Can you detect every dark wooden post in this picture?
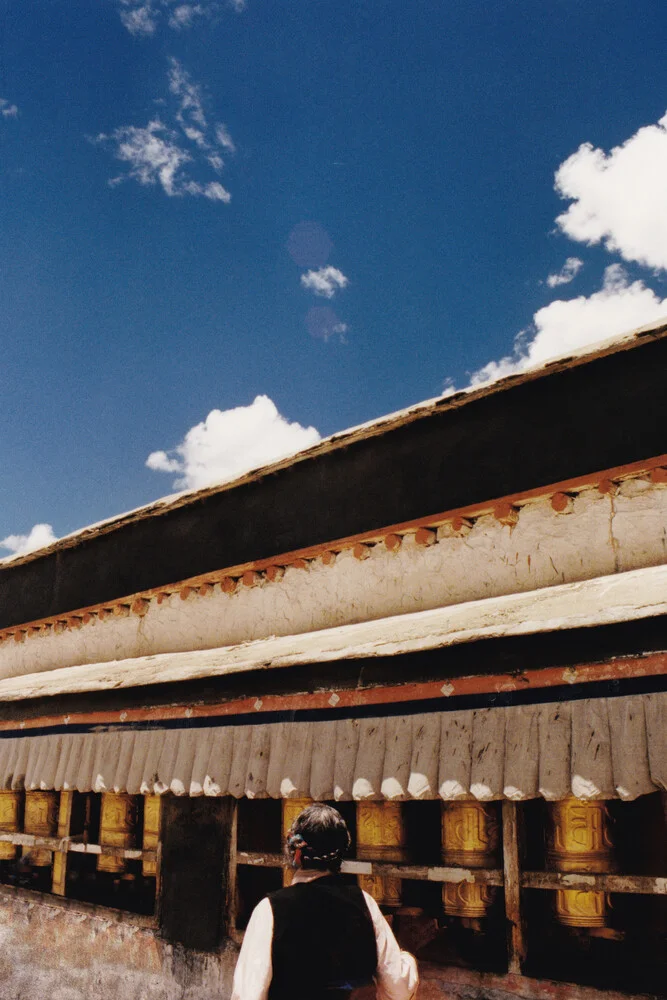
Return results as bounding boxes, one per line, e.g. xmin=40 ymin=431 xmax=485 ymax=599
xmin=502 ymin=800 xmax=526 ymax=975
xmin=226 ymin=798 xmax=239 ymax=941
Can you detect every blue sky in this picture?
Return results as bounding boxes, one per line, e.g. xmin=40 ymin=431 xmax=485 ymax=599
xmin=2 ymin=1 xmax=667 ymax=555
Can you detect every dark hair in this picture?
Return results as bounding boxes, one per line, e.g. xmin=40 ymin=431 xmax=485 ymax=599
xmin=286 ymin=802 xmax=351 ymax=873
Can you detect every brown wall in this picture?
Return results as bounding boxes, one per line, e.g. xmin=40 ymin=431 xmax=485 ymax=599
xmin=0 ymin=891 xmax=237 ymax=1000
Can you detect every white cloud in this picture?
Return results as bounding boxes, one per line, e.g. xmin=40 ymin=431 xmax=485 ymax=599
xmin=97 ymin=59 xmax=235 ymax=202
xmin=168 ymin=56 xmax=207 ymax=130
xmin=546 ymin=256 xmax=583 ymax=288
xmin=555 ymin=111 xmax=667 ymax=272
xmin=0 ymin=98 xmax=19 ymax=119
xmin=146 ymin=395 xmax=321 ymax=490
xmin=300 ymin=266 xmax=349 ymax=299
xmin=119 ymin=2 xmax=159 ymax=35
xmin=215 ymin=123 xmax=236 ymax=153
xmin=118 ymin=0 xmax=243 ymax=35
xmin=168 ymin=4 xmax=206 ymax=28
xmin=470 ymin=265 xmax=667 ymax=386
xmin=99 ymin=119 xmax=193 ymax=197
xmin=0 ymin=523 xmax=57 ymax=558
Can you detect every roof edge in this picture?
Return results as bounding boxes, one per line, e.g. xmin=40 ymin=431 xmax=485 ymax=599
xmin=3 ymin=316 xmax=667 ymax=572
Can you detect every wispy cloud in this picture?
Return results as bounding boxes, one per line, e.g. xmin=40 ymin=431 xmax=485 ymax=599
xmin=0 ymin=523 xmax=57 ymax=558
xmin=96 ymin=58 xmax=234 ymax=202
xmin=546 ymin=256 xmax=583 ymax=288
xmin=119 ymin=3 xmax=159 ymax=35
xmin=555 ymin=110 xmax=667 ymax=272
xmin=146 ymin=395 xmax=320 ymax=490
xmin=118 ymin=1 xmax=243 ymax=36
xmin=0 ymin=98 xmax=19 ymax=119
xmin=300 ymin=265 xmax=349 ymax=299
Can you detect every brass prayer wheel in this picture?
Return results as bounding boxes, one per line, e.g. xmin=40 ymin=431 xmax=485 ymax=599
xmin=23 ymin=790 xmax=58 ymax=867
xmin=356 ymin=801 xmax=407 ymax=908
xmin=282 ymin=797 xmax=312 ymax=886
xmin=547 ymin=797 xmax=614 ymax=929
xmin=142 ymin=795 xmax=162 ymax=877
xmin=0 ymin=790 xmax=21 ymax=861
xmin=441 ymin=800 xmax=499 ymax=919
xmin=98 ymin=793 xmax=138 ymax=874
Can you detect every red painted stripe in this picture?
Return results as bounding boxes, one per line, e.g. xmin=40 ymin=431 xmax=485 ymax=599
xmin=1 ymin=651 xmax=665 ymax=733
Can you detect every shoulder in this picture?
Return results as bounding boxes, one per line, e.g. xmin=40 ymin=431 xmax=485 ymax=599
xmin=248 ymin=896 xmax=273 ymax=923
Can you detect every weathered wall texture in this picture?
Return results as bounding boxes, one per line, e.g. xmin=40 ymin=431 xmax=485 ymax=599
xmin=2 ymin=895 xmax=651 ymax=1000
xmin=2 ymin=479 xmax=667 ymax=681
xmin=0 ymin=893 xmax=237 ymax=1000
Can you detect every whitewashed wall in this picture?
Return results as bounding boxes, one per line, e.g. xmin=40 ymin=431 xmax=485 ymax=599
xmin=2 ymin=478 xmax=666 ymax=681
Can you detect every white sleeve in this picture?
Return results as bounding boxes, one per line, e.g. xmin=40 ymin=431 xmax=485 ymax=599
xmin=362 ymin=891 xmax=419 ymax=1000
xmin=231 ymin=897 xmax=274 ymax=1000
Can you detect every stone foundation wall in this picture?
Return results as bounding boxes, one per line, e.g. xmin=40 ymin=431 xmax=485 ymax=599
xmin=0 ymin=892 xmax=237 ymax=1000
xmin=0 ymin=891 xmax=658 ymax=1000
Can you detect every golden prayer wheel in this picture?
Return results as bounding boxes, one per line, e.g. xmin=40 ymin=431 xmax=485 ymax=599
xmin=282 ymin=797 xmax=312 ymax=886
xmin=142 ymin=795 xmax=162 ymax=877
xmin=23 ymin=791 xmax=58 ymax=867
xmin=441 ymin=800 xmax=499 ymax=919
xmin=356 ymin=801 xmax=407 ymax=908
xmin=547 ymin=798 xmax=614 ymax=929
xmin=98 ymin=793 xmax=138 ymax=874
xmin=0 ymin=790 xmax=21 ymax=861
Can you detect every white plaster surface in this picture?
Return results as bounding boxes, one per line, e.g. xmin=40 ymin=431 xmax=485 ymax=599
xmin=2 ymin=481 xmax=666 ymax=681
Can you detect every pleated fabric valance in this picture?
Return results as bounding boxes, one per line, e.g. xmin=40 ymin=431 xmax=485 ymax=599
xmin=0 ymin=693 xmax=665 ymax=803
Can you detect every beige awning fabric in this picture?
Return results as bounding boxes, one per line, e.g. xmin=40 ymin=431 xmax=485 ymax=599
xmin=0 ymin=693 xmax=665 ymax=802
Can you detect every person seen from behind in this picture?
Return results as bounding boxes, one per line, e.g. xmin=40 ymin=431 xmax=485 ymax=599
xmin=231 ymin=802 xmax=419 ymax=1000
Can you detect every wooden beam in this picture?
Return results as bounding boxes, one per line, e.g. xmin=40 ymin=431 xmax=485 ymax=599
xmin=4 ymin=648 xmax=667 ymax=734
xmin=235 ymin=852 xmax=667 ymax=896
xmin=0 ymin=831 xmax=156 ymax=861
xmin=521 ymin=871 xmax=667 ymax=895
xmin=236 ymin=851 xmax=504 ymax=884
xmin=502 ymin=801 xmax=526 ymax=975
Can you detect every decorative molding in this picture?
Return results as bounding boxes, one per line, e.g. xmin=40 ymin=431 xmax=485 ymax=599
xmin=1 ymin=454 xmax=666 ymax=646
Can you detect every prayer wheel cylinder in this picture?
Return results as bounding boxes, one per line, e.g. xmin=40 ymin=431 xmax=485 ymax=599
xmin=441 ymin=800 xmax=499 ymax=919
xmin=142 ymin=795 xmax=162 ymax=877
xmin=98 ymin=793 xmax=138 ymax=874
xmin=547 ymin=798 xmax=614 ymax=928
xmin=282 ymin=797 xmax=312 ymax=886
xmin=23 ymin=791 xmax=58 ymax=867
xmin=356 ymin=801 xmax=407 ymax=909
xmin=0 ymin=790 xmax=21 ymax=861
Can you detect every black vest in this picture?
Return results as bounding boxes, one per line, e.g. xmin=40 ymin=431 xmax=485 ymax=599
xmin=268 ymin=875 xmax=378 ymax=1000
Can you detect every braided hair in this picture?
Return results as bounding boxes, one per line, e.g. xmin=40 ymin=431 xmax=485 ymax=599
xmin=285 ymin=802 xmax=351 ymax=873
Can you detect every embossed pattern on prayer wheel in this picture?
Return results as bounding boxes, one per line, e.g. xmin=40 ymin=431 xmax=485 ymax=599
xmin=23 ymin=791 xmax=58 ymax=867
xmin=142 ymin=795 xmax=161 ymax=877
xmin=547 ymin=798 xmax=614 ymax=928
xmin=356 ymin=801 xmax=407 ymax=909
xmin=282 ymin=797 xmax=312 ymax=886
xmin=442 ymin=880 xmax=495 ymax=920
xmin=441 ymin=801 xmax=499 ymax=919
xmin=98 ymin=793 xmax=138 ymax=874
xmin=0 ymin=790 xmax=21 ymax=861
